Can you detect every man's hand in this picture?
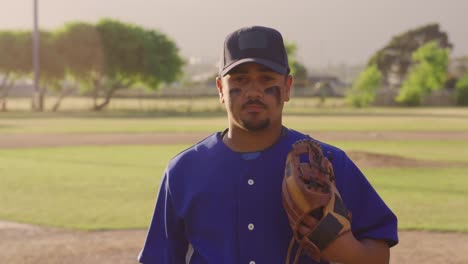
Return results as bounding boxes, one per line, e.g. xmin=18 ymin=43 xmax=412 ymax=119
xmin=322 ymin=232 xmax=390 ymax=264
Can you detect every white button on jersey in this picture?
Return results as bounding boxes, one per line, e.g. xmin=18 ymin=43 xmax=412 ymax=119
xmin=249 ymin=261 xmax=256 ymax=264
xmin=248 ymin=179 xmax=254 ymax=185
xmin=248 ymin=223 xmax=254 ymax=230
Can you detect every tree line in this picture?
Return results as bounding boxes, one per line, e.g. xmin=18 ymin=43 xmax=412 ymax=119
xmin=347 ymin=23 xmax=468 ymax=107
xmin=5 ymin=20 xmax=465 ymax=111
xmin=0 ymin=19 xmax=184 ymax=111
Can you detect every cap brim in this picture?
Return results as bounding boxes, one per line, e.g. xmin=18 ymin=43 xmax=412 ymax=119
xmin=220 ymin=58 xmax=288 ymax=76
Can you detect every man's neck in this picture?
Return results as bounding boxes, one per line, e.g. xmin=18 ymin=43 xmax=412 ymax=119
xmin=223 ymin=124 xmax=285 ymax=152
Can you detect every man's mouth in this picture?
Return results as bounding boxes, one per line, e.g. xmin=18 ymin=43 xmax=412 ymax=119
xmin=242 ymin=100 xmax=267 ymax=111
xmin=244 ymin=104 xmax=265 ymax=112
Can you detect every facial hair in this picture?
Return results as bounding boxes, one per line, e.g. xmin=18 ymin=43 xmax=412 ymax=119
xmin=241 ymin=116 xmax=270 ymax=131
xmin=238 ymin=99 xmax=269 ymax=131
xmin=229 ymin=85 xmax=282 ymax=132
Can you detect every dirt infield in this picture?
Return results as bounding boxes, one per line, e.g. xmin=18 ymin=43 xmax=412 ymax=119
xmin=1 ymin=221 xmax=467 ymax=264
xmin=1 ymin=131 xmax=467 ymax=263
xmin=0 ymin=221 xmax=143 ymax=264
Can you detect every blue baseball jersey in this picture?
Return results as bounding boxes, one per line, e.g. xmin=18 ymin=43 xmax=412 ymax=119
xmin=138 ymin=128 xmax=398 ymax=264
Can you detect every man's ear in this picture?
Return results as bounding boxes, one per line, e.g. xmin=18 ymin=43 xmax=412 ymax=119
xmin=284 ymin=75 xmax=293 ymax=102
xmin=216 ymin=77 xmax=225 ymax=103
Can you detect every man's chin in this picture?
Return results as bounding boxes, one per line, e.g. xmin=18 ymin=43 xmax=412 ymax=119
xmin=241 ymin=119 xmax=270 ymax=131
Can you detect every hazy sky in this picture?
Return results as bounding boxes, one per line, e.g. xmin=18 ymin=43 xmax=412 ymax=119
xmin=1 ymin=0 xmax=467 ymax=68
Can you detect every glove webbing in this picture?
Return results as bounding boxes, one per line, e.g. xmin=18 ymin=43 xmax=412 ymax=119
xmin=285 ymin=203 xmax=346 ymax=264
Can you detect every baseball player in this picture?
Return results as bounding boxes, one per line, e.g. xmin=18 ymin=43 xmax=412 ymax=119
xmin=138 ymin=26 xmax=398 ymax=264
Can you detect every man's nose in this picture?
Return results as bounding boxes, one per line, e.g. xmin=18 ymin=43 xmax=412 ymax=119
xmin=244 ymin=81 xmax=264 ymax=99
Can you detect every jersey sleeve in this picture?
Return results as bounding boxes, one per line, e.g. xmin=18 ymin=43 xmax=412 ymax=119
xmin=336 ymin=154 xmax=399 ymax=247
xmin=138 ymin=172 xmax=188 ymax=263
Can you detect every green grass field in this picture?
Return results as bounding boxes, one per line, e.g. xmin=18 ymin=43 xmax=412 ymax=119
xmin=0 ymin=145 xmax=186 ymax=230
xmin=0 ymin=143 xmax=467 ymax=231
xmin=1 ymin=107 xmax=468 ymax=134
xmin=365 ymin=167 xmax=468 ymax=232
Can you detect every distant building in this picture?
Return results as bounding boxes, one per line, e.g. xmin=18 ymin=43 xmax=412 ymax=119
xmin=293 ymin=75 xmax=349 ymax=97
xmin=448 ymin=57 xmax=468 ymax=78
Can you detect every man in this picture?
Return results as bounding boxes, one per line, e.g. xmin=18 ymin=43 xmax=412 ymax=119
xmin=138 ymin=26 xmax=398 ymax=264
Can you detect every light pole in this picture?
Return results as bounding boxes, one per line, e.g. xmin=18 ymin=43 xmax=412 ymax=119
xmin=32 ymin=0 xmax=40 ymax=111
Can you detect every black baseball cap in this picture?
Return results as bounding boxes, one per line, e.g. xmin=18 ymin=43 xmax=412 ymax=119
xmin=219 ymin=26 xmax=290 ymax=76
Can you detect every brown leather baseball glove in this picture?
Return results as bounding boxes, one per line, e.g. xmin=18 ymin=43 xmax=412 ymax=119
xmin=282 ymin=139 xmax=352 ymax=264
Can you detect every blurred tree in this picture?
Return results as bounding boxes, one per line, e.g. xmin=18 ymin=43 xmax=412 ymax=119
xmin=455 ymin=74 xmax=468 ymax=106
xmin=0 ymin=30 xmax=65 ymax=111
xmin=346 ymin=64 xmax=382 ymax=107
xmin=35 ymin=31 xmax=66 ymax=111
xmin=396 ymin=41 xmax=449 ymax=106
xmin=0 ymin=31 xmax=31 ymax=111
xmin=285 ymin=42 xmax=308 ymax=83
xmin=55 ymin=22 xmax=104 ymax=111
xmin=55 ymin=20 xmax=185 ymax=111
xmin=368 ymin=23 xmax=452 ymax=89
xmin=1 ymin=19 xmax=184 ymax=112
xmin=91 ymin=19 xmax=184 ymax=111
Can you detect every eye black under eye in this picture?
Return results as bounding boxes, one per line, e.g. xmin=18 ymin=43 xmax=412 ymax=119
xmin=265 ymin=86 xmax=280 ymax=95
xmin=229 ymin=88 xmax=242 ymax=96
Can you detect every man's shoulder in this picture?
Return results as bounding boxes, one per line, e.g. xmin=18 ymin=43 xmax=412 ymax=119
xmin=167 ymin=132 xmax=222 ymax=169
xmin=171 ymin=132 xmax=220 ymax=158
xmin=287 ymin=128 xmax=346 ymax=157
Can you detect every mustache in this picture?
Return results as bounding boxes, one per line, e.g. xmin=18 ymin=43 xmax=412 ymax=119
xmin=242 ymin=100 xmax=267 ymax=109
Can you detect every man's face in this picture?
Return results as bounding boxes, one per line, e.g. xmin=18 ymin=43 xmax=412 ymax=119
xmin=216 ymin=62 xmax=292 ymax=132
